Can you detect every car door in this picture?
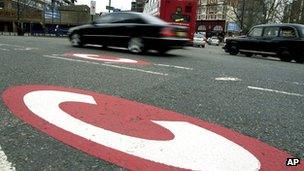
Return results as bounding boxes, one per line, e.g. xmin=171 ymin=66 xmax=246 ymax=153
xmin=278 ymin=26 xmax=299 ymax=53
xmin=260 ymin=26 xmax=280 ymax=55
xmin=239 ymin=27 xmax=263 ymax=52
xmin=109 ymin=13 xmax=146 ymax=47
xmin=81 ymin=14 xmax=117 ymax=45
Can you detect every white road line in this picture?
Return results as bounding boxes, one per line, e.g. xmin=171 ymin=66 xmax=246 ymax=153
xmin=102 ymin=63 xmax=168 ymax=76
xmin=154 ymin=64 xmax=193 ymax=70
xmin=215 ymin=77 xmax=241 ymax=81
xmin=43 ymin=55 xmax=100 ymax=65
xmin=248 ymin=86 xmax=304 ymax=97
xmin=0 ymin=146 xmax=15 ymax=171
xmin=43 ymin=55 xmax=167 ymax=76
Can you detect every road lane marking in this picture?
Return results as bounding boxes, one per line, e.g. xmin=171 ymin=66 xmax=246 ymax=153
xmin=0 ymin=146 xmax=15 ymax=171
xmin=44 ymin=55 xmax=100 ymax=65
xmin=5 ymin=85 xmax=303 ymax=170
xmin=215 ymin=77 xmax=242 ymax=81
xmin=102 ymin=63 xmax=168 ymax=76
xmin=65 ymin=53 xmax=150 ymax=65
xmin=154 ymin=64 xmax=193 ymax=70
xmin=0 ymin=43 xmax=37 ymax=51
xmin=43 ymin=55 xmax=167 ymax=76
xmin=248 ymin=86 xmax=303 ymax=97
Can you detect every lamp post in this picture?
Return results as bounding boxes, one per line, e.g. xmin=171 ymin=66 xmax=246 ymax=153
xmin=108 ymin=0 xmax=111 ymax=12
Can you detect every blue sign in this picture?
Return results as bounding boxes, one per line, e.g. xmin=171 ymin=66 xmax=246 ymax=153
xmin=227 ymin=22 xmax=240 ymax=32
xmin=44 ymin=5 xmax=60 ymax=19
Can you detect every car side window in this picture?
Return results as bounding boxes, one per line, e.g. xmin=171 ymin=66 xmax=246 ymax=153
xmin=111 ymin=14 xmax=146 ymax=24
xmin=96 ymin=14 xmax=114 ymax=24
xmin=263 ymin=27 xmax=279 ymax=37
xmin=249 ymin=27 xmax=263 ymax=37
xmin=279 ymin=27 xmax=297 ymax=38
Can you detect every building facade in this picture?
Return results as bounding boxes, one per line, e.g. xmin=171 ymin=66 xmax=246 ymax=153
xmin=196 ymin=0 xmax=238 ymax=38
xmin=0 ymin=0 xmax=91 ymax=33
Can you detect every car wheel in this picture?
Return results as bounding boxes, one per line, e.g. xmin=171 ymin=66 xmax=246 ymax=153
xmin=201 ymin=45 xmax=205 ymax=48
xmin=245 ymin=53 xmax=253 ymax=57
xmin=229 ymin=46 xmax=239 ymax=55
xmin=279 ymin=50 xmax=292 ymax=62
xmin=70 ymin=33 xmax=83 ymax=47
xmin=128 ymin=37 xmax=145 ymax=54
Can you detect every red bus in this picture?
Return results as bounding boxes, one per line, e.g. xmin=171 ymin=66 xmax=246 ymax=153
xmin=143 ymin=0 xmax=198 ymax=39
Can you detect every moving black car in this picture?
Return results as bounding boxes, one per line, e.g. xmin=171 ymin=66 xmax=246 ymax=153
xmin=223 ymin=23 xmax=304 ymax=63
xmin=68 ymin=12 xmax=189 ymax=54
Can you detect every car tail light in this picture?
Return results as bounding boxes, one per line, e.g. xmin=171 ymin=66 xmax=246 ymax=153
xmin=160 ymin=27 xmax=176 ymax=37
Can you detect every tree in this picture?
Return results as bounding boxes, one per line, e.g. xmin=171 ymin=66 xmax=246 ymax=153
xmin=283 ymin=0 xmax=304 ymax=23
xmin=225 ymin=0 xmax=292 ymax=33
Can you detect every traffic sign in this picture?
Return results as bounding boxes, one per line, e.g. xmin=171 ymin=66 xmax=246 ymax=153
xmin=106 ymin=6 xmax=114 ymax=10
xmin=3 ymin=85 xmax=304 ymax=170
xmin=90 ymin=0 xmax=96 ymax=15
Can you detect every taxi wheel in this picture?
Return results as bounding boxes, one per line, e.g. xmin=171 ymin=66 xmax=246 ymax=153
xmin=128 ymin=38 xmax=145 ymax=54
xmin=279 ymin=50 xmax=292 ymax=62
xmin=70 ymin=33 xmax=83 ymax=47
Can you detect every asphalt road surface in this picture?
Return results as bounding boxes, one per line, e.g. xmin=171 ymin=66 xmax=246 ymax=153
xmin=0 ymin=36 xmax=303 ymax=170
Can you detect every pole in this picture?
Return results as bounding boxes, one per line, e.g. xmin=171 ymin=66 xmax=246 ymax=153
xmin=108 ymin=0 xmax=111 ymax=12
xmin=240 ymin=0 xmax=246 ymax=32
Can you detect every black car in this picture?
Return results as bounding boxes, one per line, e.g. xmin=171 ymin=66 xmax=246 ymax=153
xmin=68 ymin=12 xmax=189 ymax=54
xmin=223 ymin=23 xmax=304 ymax=63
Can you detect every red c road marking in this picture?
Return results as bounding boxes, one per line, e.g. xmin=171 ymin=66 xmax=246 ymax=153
xmin=2 ymin=85 xmax=303 ymax=171
xmin=65 ymin=53 xmax=150 ymax=65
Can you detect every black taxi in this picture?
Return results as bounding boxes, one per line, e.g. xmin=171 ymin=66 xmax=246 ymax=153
xmin=223 ymin=23 xmax=304 ymax=63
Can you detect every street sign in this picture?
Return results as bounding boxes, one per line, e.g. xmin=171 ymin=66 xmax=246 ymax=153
xmin=3 ymin=85 xmax=304 ymax=170
xmin=106 ymin=6 xmax=114 ymax=10
xmin=90 ymin=0 xmax=96 ymax=15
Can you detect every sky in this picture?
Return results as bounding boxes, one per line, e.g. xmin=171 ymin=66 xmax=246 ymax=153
xmin=76 ymin=0 xmax=133 ymax=13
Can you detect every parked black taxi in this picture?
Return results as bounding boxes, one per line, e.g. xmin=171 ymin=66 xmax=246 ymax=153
xmin=223 ymin=23 xmax=304 ymax=63
xmin=68 ymin=12 xmax=189 ymax=54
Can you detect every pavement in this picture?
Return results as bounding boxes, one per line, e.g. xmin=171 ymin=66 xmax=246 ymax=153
xmin=0 ymin=36 xmax=303 ymax=170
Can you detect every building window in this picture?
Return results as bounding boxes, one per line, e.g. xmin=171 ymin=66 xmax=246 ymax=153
xmin=217 ymin=14 xmax=222 ymax=19
xmin=0 ymin=0 xmax=4 ymax=8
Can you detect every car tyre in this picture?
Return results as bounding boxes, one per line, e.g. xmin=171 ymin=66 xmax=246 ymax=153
xmin=279 ymin=50 xmax=292 ymax=62
xmin=128 ymin=37 xmax=145 ymax=54
xmin=229 ymin=45 xmax=239 ymax=55
xmin=70 ymin=33 xmax=83 ymax=47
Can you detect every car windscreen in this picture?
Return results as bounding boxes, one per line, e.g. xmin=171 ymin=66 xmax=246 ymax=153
xmin=140 ymin=13 xmax=167 ymax=25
